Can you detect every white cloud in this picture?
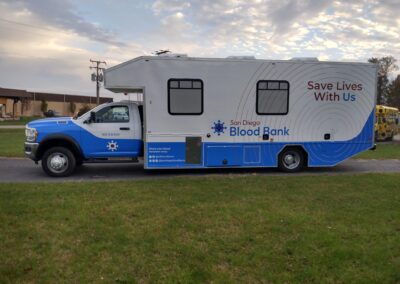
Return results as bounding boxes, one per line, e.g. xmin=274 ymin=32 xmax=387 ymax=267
xmin=152 ymin=0 xmax=191 ymax=15
xmin=1 ymin=0 xmax=400 ymax=96
xmin=150 ymin=0 xmax=400 ymax=62
xmin=0 ymin=0 xmax=144 ymax=96
xmin=2 ymin=0 xmax=124 ymax=46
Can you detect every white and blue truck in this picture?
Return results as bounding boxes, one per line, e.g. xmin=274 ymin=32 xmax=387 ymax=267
xmin=24 ymin=55 xmax=377 ymax=177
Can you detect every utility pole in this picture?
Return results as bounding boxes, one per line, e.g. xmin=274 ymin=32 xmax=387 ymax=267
xmin=90 ymin=59 xmax=106 ymax=105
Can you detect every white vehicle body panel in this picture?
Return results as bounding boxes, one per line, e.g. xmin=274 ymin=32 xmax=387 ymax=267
xmin=105 ymin=56 xmax=377 ymax=169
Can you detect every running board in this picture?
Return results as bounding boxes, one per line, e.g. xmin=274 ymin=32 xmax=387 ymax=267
xmin=84 ymin=157 xmax=140 ymax=164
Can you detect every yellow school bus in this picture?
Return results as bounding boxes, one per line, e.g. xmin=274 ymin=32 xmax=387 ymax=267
xmin=375 ymin=105 xmax=399 ymax=141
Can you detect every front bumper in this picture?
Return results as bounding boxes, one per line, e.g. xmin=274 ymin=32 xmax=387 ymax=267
xmin=24 ymin=142 xmax=39 ymax=161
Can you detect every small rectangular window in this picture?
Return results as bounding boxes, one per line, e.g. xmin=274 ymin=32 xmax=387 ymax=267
xmin=280 ymin=82 xmax=289 ymax=89
xmin=169 ymin=80 xmax=179 ymax=88
xmin=258 ymin=82 xmax=267 ymax=89
xmin=256 ymin=80 xmax=289 ymax=115
xmin=180 ymin=81 xmax=192 ymax=88
xmin=192 ymin=81 xmax=202 ymax=89
xmin=168 ymin=79 xmax=203 ymax=115
xmin=268 ymin=81 xmax=279 ymax=89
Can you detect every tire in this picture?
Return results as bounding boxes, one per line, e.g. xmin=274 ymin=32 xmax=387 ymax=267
xmin=278 ymin=148 xmax=306 ymax=173
xmin=41 ymin=147 xmax=76 ymax=177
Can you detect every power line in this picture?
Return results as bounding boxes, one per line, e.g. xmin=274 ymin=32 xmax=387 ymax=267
xmin=0 ymin=17 xmax=77 ymax=38
xmin=0 ymin=24 xmax=51 ymax=37
xmin=0 ymin=18 xmax=55 ymax=32
xmin=0 ymin=17 xmax=128 ymax=47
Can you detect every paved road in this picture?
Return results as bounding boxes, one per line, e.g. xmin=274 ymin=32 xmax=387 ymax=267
xmin=0 ymin=158 xmax=399 ymax=183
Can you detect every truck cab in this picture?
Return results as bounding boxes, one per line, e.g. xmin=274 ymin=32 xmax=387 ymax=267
xmin=24 ymin=101 xmax=143 ymax=176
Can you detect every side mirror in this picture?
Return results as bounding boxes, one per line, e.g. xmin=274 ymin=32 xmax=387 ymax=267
xmin=84 ymin=111 xmax=96 ymax=124
xmin=90 ymin=111 xmax=96 ymax=123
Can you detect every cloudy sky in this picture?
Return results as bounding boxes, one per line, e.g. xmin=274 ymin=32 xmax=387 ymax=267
xmin=0 ymin=0 xmax=399 ymax=98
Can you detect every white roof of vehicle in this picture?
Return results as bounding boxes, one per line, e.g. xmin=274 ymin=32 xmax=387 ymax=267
xmin=106 ymin=55 xmax=376 ymax=73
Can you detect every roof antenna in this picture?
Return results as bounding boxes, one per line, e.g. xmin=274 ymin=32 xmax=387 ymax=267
xmin=153 ymin=49 xmax=171 ymax=56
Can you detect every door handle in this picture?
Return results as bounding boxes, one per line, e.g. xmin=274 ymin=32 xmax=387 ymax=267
xmin=120 ymin=127 xmax=130 ymax=130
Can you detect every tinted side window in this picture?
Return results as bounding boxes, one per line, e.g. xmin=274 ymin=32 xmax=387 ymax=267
xmin=95 ymin=105 xmax=129 ymax=123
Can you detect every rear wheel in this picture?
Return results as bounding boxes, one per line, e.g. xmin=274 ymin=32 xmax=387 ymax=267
xmin=41 ymin=147 xmax=76 ymax=177
xmin=278 ymin=148 xmax=306 ymax=172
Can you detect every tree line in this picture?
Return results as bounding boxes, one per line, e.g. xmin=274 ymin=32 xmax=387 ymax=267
xmin=368 ymin=56 xmax=400 ymax=108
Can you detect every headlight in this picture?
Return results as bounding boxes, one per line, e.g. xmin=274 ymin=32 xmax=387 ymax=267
xmin=25 ymin=127 xmax=38 ymax=142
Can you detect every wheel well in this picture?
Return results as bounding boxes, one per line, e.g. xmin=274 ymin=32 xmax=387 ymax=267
xmin=37 ymin=138 xmax=83 ymax=161
xmin=278 ymin=145 xmax=308 ymax=166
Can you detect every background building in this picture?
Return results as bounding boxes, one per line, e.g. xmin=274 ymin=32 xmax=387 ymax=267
xmin=0 ymin=87 xmax=113 ymax=118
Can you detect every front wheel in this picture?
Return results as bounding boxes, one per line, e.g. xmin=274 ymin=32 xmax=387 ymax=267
xmin=278 ymin=148 xmax=306 ymax=172
xmin=42 ymin=147 xmax=76 ymax=177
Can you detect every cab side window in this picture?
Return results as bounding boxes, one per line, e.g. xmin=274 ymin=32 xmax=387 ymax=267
xmin=95 ymin=105 xmax=129 ymax=123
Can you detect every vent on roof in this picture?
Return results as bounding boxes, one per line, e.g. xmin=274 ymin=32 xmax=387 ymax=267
xmin=290 ymin=57 xmax=319 ymax=61
xmin=227 ymin=56 xmax=256 ymax=60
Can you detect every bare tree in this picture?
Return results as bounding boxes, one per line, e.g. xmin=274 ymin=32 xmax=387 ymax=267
xmin=368 ymin=56 xmax=398 ymax=105
xmin=77 ymin=104 xmax=91 ymax=117
xmin=388 ymin=74 xmax=400 ymax=108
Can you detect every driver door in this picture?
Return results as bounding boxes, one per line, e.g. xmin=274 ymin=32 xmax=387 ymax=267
xmin=80 ymin=105 xmax=138 ymax=158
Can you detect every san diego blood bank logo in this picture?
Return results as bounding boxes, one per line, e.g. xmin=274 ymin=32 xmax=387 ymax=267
xmin=211 ymin=120 xmax=227 ymax=135
xmin=212 ymin=120 xmax=289 ymax=137
xmin=307 ymin=81 xmax=363 ymax=102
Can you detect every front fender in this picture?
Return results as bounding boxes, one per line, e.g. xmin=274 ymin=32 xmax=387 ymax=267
xmin=36 ymin=134 xmax=83 ymax=160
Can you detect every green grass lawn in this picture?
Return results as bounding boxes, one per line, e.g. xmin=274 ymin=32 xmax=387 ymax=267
xmin=0 ymin=129 xmax=25 ymax=157
xmin=0 ymin=116 xmax=40 ymax=126
xmin=0 ymin=174 xmax=399 ymax=283
xmin=354 ymin=143 xmax=400 ymax=159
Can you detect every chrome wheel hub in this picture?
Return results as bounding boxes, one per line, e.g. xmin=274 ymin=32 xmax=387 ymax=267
xmin=283 ymin=152 xmax=300 ymax=170
xmin=48 ymin=153 xmax=68 ymax=173
xmin=284 ymin=154 xmax=294 ymax=165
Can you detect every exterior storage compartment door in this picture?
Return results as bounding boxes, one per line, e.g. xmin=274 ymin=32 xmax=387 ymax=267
xmin=185 ymin=137 xmax=202 ymax=165
xmin=206 ymin=145 xmax=242 ymax=167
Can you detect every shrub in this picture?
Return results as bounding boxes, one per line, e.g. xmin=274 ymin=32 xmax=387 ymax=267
xmin=77 ymin=104 xmax=91 ymax=117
